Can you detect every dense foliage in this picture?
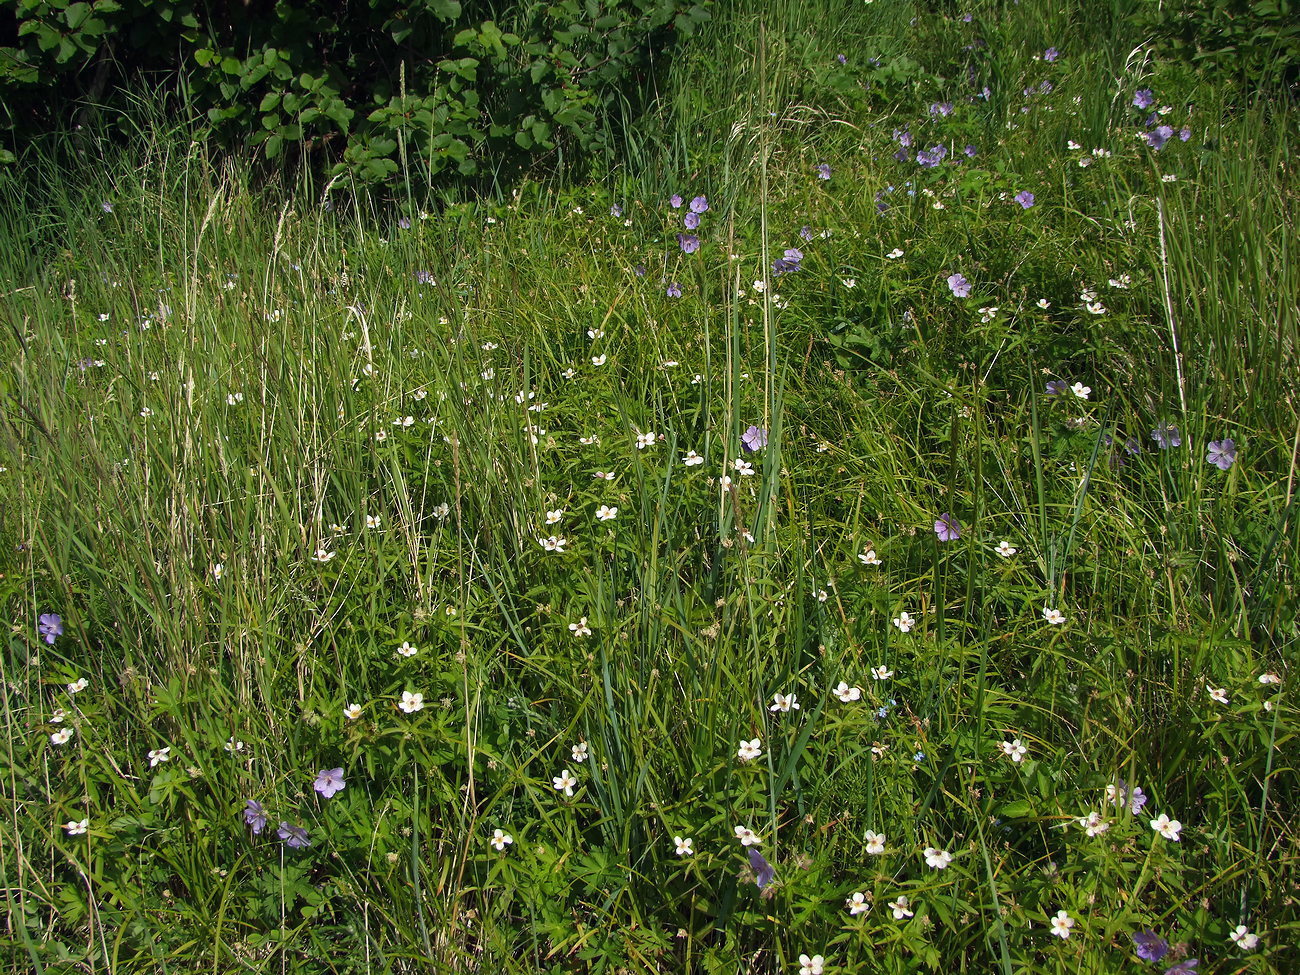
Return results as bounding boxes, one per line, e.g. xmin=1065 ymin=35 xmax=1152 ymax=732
xmin=0 ymin=0 xmax=711 ymax=182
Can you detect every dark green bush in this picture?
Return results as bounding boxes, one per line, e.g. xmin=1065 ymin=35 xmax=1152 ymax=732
xmin=0 ymin=0 xmax=712 ymax=182
xmin=1138 ymin=0 xmax=1300 ymax=95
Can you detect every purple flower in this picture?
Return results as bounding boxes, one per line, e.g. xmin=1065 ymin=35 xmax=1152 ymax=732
xmin=677 ymin=234 xmax=701 ymax=254
xmin=934 ymin=513 xmax=961 ymax=542
xmin=1045 ymin=380 xmax=1067 ymax=397
xmin=666 ymin=282 xmax=682 ymax=298
xmin=1014 ymin=190 xmax=1035 ymax=209
xmin=1145 ymin=125 xmax=1175 ymax=150
xmin=244 ymin=799 xmax=268 ymax=835
xmin=964 ymin=144 xmax=977 ymax=157
xmin=634 ymin=264 xmax=646 ymax=277
xmin=799 ymin=225 xmax=813 ymax=241
xmin=747 ymin=847 xmax=776 ymax=889
xmin=1044 ymin=47 xmax=1059 ymax=62
xmin=837 ymin=54 xmax=847 ymax=65
xmin=609 ymin=203 xmax=623 ymax=217
xmin=414 ymin=270 xmax=435 ymax=285
xmin=1206 ymin=438 xmax=1236 ymax=470
xmin=1133 ymin=930 xmax=1170 ymax=962
xmin=1151 ymin=423 xmax=1181 ymax=449
xmin=689 ymin=195 xmax=709 ymax=214
xmin=1164 ymin=961 xmax=1198 ymax=975
xmin=683 ymin=212 xmax=700 ymax=230
xmin=313 ymin=767 xmax=346 ymax=798
xmin=669 ymin=194 xmax=683 ymax=208
xmin=397 ymin=217 xmax=411 ymax=230
xmin=917 ymin=145 xmax=947 ymax=168
xmin=779 ymin=248 xmax=803 ymax=271
xmin=817 ymin=163 xmax=831 ymax=180
xmin=1134 ymin=88 xmax=1155 ymax=110
xmin=100 ymin=201 xmax=113 ymax=213
xmin=741 ymin=425 xmax=768 ymax=452
xmin=894 ymin=128 xmax=913 ymax=148
xmin=1179 ymin=126 xmax=1191 ymax=142
xmin=37 ymin=613 xmax=63 ymax=645
xmin=277 ymin=822 xmax=311 ymax=849
xmin=928 ymin=101 xmax=953 ymax=117
xmin=946 ymin=273 xmax=971 ymax=298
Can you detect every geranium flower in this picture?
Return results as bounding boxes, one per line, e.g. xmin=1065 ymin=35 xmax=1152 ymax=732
xmin=864 ymin=830 xmax=886 ymax=854
xmin=552 ymin=769 xmax=578 ymax=796
xmin=846 ymin=891 xmax=869 ymax=915
xmin=1050 ymin=909 xmax=1075 ymax=939
xmin=737 ymin=738 xmax=762 ymax=762
xmin=674 ymin=835 xmax=693 ymax=856
xmin=491 ymin=829 xmax=513 ymax=851
xmin=314 ymin=768 xmax=346 ymax=798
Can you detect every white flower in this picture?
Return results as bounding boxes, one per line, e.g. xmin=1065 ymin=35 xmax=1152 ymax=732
xmin=399 ymin=691 xmax=425 ymax=713
xmin=139 ymin=406 xmax=153 ymax=418
xmin=211 ymin=563 xmax=224 ymax=581
xmin=733 ymin=459 xmax=755 ymax=476
xmin=587 ymin=328 xmax=604 ymax=340
xmin=148 ymin=747 xmax=171 ymax=767
xmin=769 ymin=693 xmax=799 ymax=713
xmin=1207 ymin=686 xmax=1228 ymax=704
xmin=674 ymin=836 xmax=694 ymax=856
xmin=682 ymin=450 xmax=704 ymax=466
xmin=312 ymin=548 xmax=335 ymax=562
xmin=892 ymin=611 xmax=915 ymax=633
xmin=591 ymin=354 xmax=607 ymax=366
xmin=226 ymin=392 xmax=244 ymax=405
xmin=343 ymin=703 xmax=363 ymax=720
xmin=563 ymin=368 xmax=577 ymax=380
xmin=864 ymin=830 xmax=886 ymax=855
xmin=635 ymin=431 xmax=656 ymax=449
xmin=1071 ymin=382 xmax=1091 ymax=400
xmin=886 ymin=248 xmax=904 ymax=259
xmin=432 ymin=503 xmax=450 ymax=520
xmin=224 ymin=737 xmax=245 ymax=752
xmin=1000 ymin=738 xmax=1028 ymax=762
xmin=871 ymin=665 xmax=894 ymax=681
xmin=552 ymin=769 xmax=578 ymax=796
xmin=490 ymin=828 xmax=514 ymax=851
xmin=571 ymin=741 xmax=589 ymax=763
xmin=397 ymin=641 xmax=418 ymax=658
xmin=1086 ymin=301 xmax=1107 ymax=315
xmin=331 ymin=523 xmax=347 ymax=533
xmin=50 ymin=708 xmax=65 ymax=724
xmin=546 ymin=509 xmax=564 ymax=524
xmin=1042 ymin=607 xmax=1065 ymax=625
xmin=51 ymin=728 xmax=74 ymax=745
xmin=1258 ymin=672 xmax=1281 ymax=684
xmin=1077 ymin=811 xmax=1110 ymax=837
xmin=737 ymin=738 xmax=763 ymax=762
xmin=68 ymin=678 xmax=88 ymax=694
xmin=366 ymin=514 xmax=382 ymax=529
xmin=841 ymin=278 xmax=857 ymax=288
xmin=924 ymin=847 xmax=953 ymax=870
xmin=1036 ymin=298 xmax=1052 ymax=309
xmin=752 ymin=280 xmax=767 ymax=293
xmin=593 ymin=471 xmax=616 ymax=481
xmin=1067 ymin=140 xmax=1081 ymax=150
xmin=539 ymin=536 xmax=567 ymax=552
xmin=833 ymin=681 xmax=861 ymax=702
xmin=1150 ymin=813 xmax=1182 ymax=841
xmin=798 ymin=954 xmax=825 ymax=975
xmin=374 ymin=429 xmax=388 ymax=443
xmin=734 ymin=825 xmax=760 ymax=846
xmin=1228 ymin=925 xmax=1259 ymax=950
xmin=392 ymin=415 xmax=414 ymax=428
xmin=1050 ymin=909 xmax=1075 ymax=939
xmin=569 ymin=617 xmax=592 ymax=638
xmin=64 ymin=818 xmax=89 ymax=835
xmin=994 ymin=540 xmax=1017 ymax=557
xmin=858 ymin=548 xmax=882 ymax=566
xmin=846 ymin=891 xmax=869 ymax=916
xmin=888 ymin=895 xmax=913 ymax=919
xmin=595 ymin=504 xmax=618 ymax=522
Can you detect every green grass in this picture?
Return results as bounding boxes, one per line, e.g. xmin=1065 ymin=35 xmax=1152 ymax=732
xmin=1 ymin=2 xmax=1297 ymax=973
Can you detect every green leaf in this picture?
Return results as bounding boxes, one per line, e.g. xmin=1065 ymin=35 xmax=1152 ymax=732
xmin=63 ymin=2 xmax=91 ymax=30
xmin=263 ymin=134 xmax=283 ymax=159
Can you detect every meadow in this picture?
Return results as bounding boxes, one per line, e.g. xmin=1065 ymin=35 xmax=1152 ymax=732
xmin=1 ymin=1 xmax=1297 ymax=972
